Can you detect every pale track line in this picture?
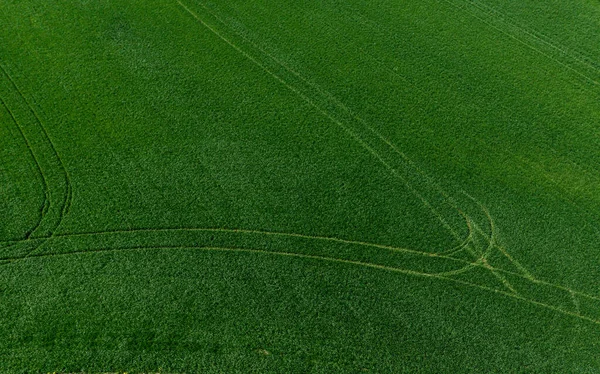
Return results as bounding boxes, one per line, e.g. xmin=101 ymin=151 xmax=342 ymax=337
xmin=438 ymin=0 xmax=600 ymax=92
xmin=0 ymin=89 xmax=48 ymax=241
xmin=495 ymin=243 xmax=535 ymax=281
xmin=466 ymin=0 xmax=600 ymax=75
xmin=0 ymin=63 xmax=73 ymax=257
xmin=470 ymin=211 xmax=517 ymax=294
xmin=178 ymin=0 xmax=466 ymax=243
xmin=461 ymin=191 xmax=536 ymax=282
xmin=0 ymin=98 xmax=47 ymax=247
xmin=438 ymin=219 xmax=473 ymax=256
xmin=464 ymin=205 xmax=600 ymax=304
xmin=435 ymin=202 xmax=518 ymax=294
xmin=436 ymin=192 xmax=530 ymax=287
xmin=571 ymin=290 xmax=581 ymax=315
xmin=438 ymin=213 xmax=473 ymax=255
xmin=2 ymin=225 xmax=599 ymax=304
xmin=1 ymin=226 xmax=466 ymax=262
xmin=191 ymin=0 xmax=600 ymax=288
xmin=10 ymin=243 xmax=600 ymax=326
xmin=0 ymin=236 xmax=525 ymax=284
xmin=434 ymin=205 xmax=495 ymax=277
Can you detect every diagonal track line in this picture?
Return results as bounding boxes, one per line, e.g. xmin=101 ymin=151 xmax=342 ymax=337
xmin=176 ymin=0 xmax=466 ymax=244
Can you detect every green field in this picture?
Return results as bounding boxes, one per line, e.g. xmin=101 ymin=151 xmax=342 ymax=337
xmin=1 ymin=0 xmax=600 ymax=372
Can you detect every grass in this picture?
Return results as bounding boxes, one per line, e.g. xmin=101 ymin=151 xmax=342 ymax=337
xmin=1 ymin=0 xmax=600 ymax=372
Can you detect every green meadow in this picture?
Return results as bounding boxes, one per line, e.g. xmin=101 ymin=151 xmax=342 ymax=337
xmin=1 ymin=0 xmax=600 ymax=372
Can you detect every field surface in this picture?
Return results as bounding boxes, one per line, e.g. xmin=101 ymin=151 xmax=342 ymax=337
xmin=1 ymin=0 xmax=600 ymax=372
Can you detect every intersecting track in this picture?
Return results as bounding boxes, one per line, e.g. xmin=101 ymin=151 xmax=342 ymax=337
xmin=2 ymin=227 xmax=600 ymax=326
xmin=1 ymin=0 xmax=599 ymax=334
xmin=175 ymin=0 xmax=535 ymax=283
xmin=331 ymin=4 xmax=600 ymax=245
xmin=1 ymin=0 xmax=599 ymax=327
xmin=0 ymin=63 xmax=72 ymax=258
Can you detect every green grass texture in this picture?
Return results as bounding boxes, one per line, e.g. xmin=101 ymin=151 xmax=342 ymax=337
xmin=1 ymin=0 xmax=600 ymax=372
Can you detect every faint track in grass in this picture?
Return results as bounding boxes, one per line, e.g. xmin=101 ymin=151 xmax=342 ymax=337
xmin=439 ymin=216 xmax=473 ymax=256
xmin=0 ymin=63 xmax=73 ymax=256
xmin=433 ymin=202 xmax=518 ymax=294
xmin=460 ymin=0 xmax=600 ymax=76
xmin=0 ymin=222 xmax=556 ymax=296
xmin=0 ymin=89 xmax=48 ymax=244
xmin=2 ymin=224 xmax=599 ymax=322
xmin=438 ymin=0 xmax=600 ymax=94
xmin=184 ymin=0 xmax=542 ymax=287
xmin=0 ymin=226 xmax=471 ymax=262
xmin=0 ymin=228 xmax=593 ymax=303
xmin=4 ymin=242 xmax=600 ymax=326
xmin=178 ymin=0 xmax=470 ymax=247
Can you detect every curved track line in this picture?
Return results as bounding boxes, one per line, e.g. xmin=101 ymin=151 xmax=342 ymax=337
xmin=438 ymin=213 xmax=473 ymax=255
xmin=0 ymin=236 xmax=528 ymax=283
xmin=1 ymin=226 xmax=469 ymax=261
xmin=9 ymin=243 xmax=600 ymax=326
xmin=2 ymin=225 xmax=599 ymax=303
xmin=0 ymin=95 xmax=48 ymax=241
xmin=473 ymin=217 xmax=517 ymax=294
xmin=0 ymin=63 xmax=72 ymax=255
xmin=435 ymin=206 xmax=496 ymax=276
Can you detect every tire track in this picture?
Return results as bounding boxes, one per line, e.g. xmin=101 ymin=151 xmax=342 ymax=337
xmin=0 ymin=94 xmax=48 ymax=241
xmin=0 ymin=63 xmax=72 ymax=256
xmin=3 ymin=223 xmax=599 ymax=319
xmin=178 ymin=0 xmax=469 ymax=246
xmin=438 ymin=0 xmax=600 ymax=93
xmin=5 ymin=242 xmax=600 ymax=326
xmin=0 ymin=228 xmax=520 ymax=281
xmin=185 ymin=0 xmax=541 ymax=286
xmin=463 ymin=0 xmax=600 ymax=76
xmin=1 ymin=226 xmax=470 ymax=262
xmin=1 ymin=225 xmax=596 ymax=303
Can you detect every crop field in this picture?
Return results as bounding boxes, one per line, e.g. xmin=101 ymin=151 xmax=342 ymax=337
xmin=1 ymin=0 xmax=600 ymax=372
